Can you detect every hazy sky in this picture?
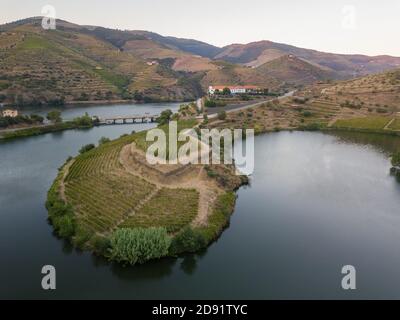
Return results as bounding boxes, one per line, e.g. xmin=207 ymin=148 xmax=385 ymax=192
xmin=2 ymin=0 xmax=400 ymax=56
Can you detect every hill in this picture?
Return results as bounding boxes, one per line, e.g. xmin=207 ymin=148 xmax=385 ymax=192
xmin=214 ymin=40 xmax=400 ymax=78
xmin=256 ymin=54 xmax=337 ymax=85
xmin=1 ymin=17 xmax=400 ymax=107
xmin=0 ymin=18 xmax=207 ymax=106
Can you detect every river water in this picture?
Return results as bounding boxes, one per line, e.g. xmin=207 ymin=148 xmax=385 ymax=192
xmin=1 ymin=102 xmax=400 ymax=299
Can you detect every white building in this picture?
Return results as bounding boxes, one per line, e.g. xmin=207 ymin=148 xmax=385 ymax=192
xmin=2 ymin=109 xmax=18 ymax=118
xmin=208 ymin=85 xmax=260 ymax=95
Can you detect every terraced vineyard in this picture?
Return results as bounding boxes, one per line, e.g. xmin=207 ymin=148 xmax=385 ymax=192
xmin=64 ymin=134 xmax=159 ymax=233
xmin=300 ymin=100 xmax=341 ymax=125
xmin=332 ymin=116 xmax=392 ymax=130
xmin=120 ymin=188 xmax=199 ymax=233
xmin=65 ymin=136 xmax=135 ymax=182
xmin=65 ymin=171 xmax=155 ymax=232
xmin=63 ymin=132 xmax=200 ymax=235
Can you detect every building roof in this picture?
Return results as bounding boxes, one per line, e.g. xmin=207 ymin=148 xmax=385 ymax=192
xmin=209 ymin=85 xmax=260 ymax=90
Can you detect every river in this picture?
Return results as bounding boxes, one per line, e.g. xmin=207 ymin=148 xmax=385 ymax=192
xmin=1 ymin=102 xmax=400 ymax=299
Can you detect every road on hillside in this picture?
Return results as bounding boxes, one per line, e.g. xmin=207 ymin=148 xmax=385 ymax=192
xmin=206 ymin=91 xmax=296 ymax=118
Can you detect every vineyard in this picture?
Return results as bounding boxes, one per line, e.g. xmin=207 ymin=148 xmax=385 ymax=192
xmin=63 ymin=133 xmax=200 ymax=234
xmin=66 ymin=135 xmax=135 ymax=182
xmin=120 ymin=188 xmax=199 ymax=233
xmin=65 ymin=170 xmax=155 ymax=233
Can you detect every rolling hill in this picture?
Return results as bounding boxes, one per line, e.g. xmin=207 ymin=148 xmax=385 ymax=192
xmin=1 ymin=17 xmax=400 ymax=107
xmin=214 ymin=40 xmax=400 ymax=78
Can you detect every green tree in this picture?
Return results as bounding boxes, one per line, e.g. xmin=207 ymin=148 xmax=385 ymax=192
xmin=169 ymin=227 xmax=207 ymax=255
xmin=222 ymin=87 xmax=231 ymax=95
xmin=157 ymin=109 xmax=173 ymax=125
xmin=47 ymin=110 xmax=62 ymax=123
xmin=79 ymin=144 xmax=95 ymax=154
xmin=99 ymin=136 xmax=111 ymax=145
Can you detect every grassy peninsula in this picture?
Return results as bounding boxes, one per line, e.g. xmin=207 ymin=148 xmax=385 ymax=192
xmin=46 ymin=119 xmax=247 ymax=265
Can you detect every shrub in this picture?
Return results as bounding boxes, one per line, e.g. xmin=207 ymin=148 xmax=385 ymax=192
xmin=302 ymin=111 xmax=313 ymax=117
xmin=79 ymin=143 xmax=95 ymax=154
xmin=99 ymin=136 xmax=111 ymax=145
xmin=91 ymin=236 xmax=111 ymax=255
xmin=109 ymin=228 xmax=171 ymax=265
xmin=392 ymin=152 xmax=400 ymax=167
xmin=169 ymin=227 xmax=207 ymax=255
xmin=217 ymin=111 xmax=227 ymax=120
xmin=205 ymin=99 xmax=217 ymax=108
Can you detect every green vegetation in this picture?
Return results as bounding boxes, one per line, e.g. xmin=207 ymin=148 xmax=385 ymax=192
xmin=120 ymin=188 xmax=199 ymax=233
xmin=0 ymin=114 xmax=43 ymax=128
xmin=46 ymin=110 xmax=62 ymax=123
xmin=392 ymin=152 xmax=400 ymax=167
xmin=388 ymin=119 xmax=400 ymax=130
xmin=333 ymin=116 xmax=392 ymax=130
xmin=0 ymin=114 xmax=96 ymax=140
xmin=79 ymin=144 xmax=95 ymax=154
xmin=218 ymin=111 xmax=227 ymax=120
xmin=169 ymin=226 xmax=207 ymax=255
xmin=157 ymin=109 xmax=173 ymax=125
xmin=109 ymin=228 xmax=171 ymax=265
xmin=198 ymin=192 xmax=236 ymax=242
xmin=46 ymin=165 xmax=76 ymax=238
xmin=205 ymin=99 xmax=217 ymax=108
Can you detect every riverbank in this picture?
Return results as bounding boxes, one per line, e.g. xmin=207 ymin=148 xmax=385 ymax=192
xmin=0 ymin=121 xmax=93 ymax=141
xmin=46 ymin=120 xmax=248 ymax=265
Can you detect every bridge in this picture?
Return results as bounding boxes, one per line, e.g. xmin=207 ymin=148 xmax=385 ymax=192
xmin=96 ymin=114 xmax=159 ymax=125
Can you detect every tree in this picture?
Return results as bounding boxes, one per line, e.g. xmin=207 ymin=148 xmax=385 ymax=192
xmin=157 ymin=109 xmax=173 ymax=125
xmin=222 ymin=87 xmax=231 ymax=95
xmin=47 ymin=110 xmax=62 ymax=123
xmin=30 ymin=114 xmax=44 ymax=123
xmin=217 ymin=111 xmax=227 ymax=120
xmin=79 ymin=144 xmax=95 ymax=154
xmin=169 ymin=227 xmax=207 ymax=255
xmin=99 ymin=136 xmax=111 ymax=145
xmin=73 ymin=112 xmax=93 ymax=127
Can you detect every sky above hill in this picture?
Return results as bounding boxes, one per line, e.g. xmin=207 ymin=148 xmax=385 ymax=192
xmin=2 ymin=0 xmax=400 ymax=56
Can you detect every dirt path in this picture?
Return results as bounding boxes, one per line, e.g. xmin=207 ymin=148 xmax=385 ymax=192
xmin=59 ymin=159 xmax=75 ymax=202
xmin=119 ymin=143 xmax=221 ymax=226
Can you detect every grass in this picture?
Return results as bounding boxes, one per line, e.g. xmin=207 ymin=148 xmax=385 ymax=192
xmin=388 ymin=119 xmax=400 ymax=130
xmin=120 ymin=188 xmax=199 ymax=233
xmin=332 ymin=116 xmax=393 ymax=130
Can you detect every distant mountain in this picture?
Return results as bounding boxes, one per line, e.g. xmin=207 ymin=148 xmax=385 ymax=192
xmin=1 ymin=17 xmax=400 ymax=107
xmin=214 ymin=40 xmax=400 ymax=78
xmin=256 ymin=54 xmax=338 ymax=85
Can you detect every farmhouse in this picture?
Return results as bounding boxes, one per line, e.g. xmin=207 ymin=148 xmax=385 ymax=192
xmin=2 ymin=109 xmax=18 ymax=118
xmin=208 ymin=85 xmax=261 ymax=95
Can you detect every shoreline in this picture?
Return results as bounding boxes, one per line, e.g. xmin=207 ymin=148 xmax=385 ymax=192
xmin=46 ymin=123 xmax=248 ymax=265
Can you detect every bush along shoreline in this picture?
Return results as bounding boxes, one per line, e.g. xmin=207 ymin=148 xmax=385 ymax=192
xmin=0 ymin=113 xmax=96 ymax=141
xmin=46 ymin=132 xmax=248 ymax=266
xmin=390 ymin=151 xmax=400 ymax=181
